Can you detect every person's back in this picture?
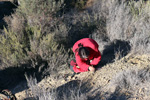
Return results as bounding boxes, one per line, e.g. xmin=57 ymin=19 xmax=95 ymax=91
xmin=72 ymin=38 xmax=99 ymax=53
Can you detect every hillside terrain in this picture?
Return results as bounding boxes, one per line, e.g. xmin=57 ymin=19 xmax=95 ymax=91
xmin=0 ymin=0 xmax=150 ymax=100
xmin=14 ymin=54 xmax=150 ymax=100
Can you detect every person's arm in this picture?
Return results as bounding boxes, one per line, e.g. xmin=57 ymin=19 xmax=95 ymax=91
xmin=90 ymin=50 xmax=101 ymax=65
xmin=73 ymin=55 xmax=90 ymax=73
xmin=73 ymin=65 xmax=95 ymax=73
xmin=88 ymin=66 xmax=95 ymax=72
xmin=73 ymin=67 xmax=88 ymax=73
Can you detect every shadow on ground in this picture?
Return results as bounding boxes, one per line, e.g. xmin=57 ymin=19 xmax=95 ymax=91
xmin=0 ymin=67 xmax=26 ymax=92
xmin=56 ymin=0 xmax=89 ymax=16
xmin=0 ymin=1 xmax=17 ymax=29
xmin=55 ymin=78 xmax=132 ymax=100
xmin=0 ymin=57 xmax=49 ymax=94
xmin=56 ymin=78 xmax=93 ymax=99
xmin=98 ymin=40 xmax=131 ymax=68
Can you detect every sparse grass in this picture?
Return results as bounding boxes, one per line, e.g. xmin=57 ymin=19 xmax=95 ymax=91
xmin=25 ymin=75 xmax=57 ymax=100
xmin=25 ymin=75 xmax=87 ymax=100
xmin=107 ymin=67 xmax=150 ymax=100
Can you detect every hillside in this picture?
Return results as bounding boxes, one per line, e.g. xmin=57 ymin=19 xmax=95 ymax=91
xmin=14 ymin=54 xmax=150 ymax=100
xmin=0 ymin=0 xmax=150 ymax=100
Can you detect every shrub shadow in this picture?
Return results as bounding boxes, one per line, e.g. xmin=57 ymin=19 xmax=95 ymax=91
xmin=87 ymin=87 xmax=132 ymax=100
xmin=0 ymin=56 xmax=49 ymax=94
xmin=63 ymin=16 xmax=106 ymax=49
xmin=56 ymin=79 xmax=93 ymax=99
xmin=107 ymin=87 xmax=132 ymax=100
xmin=56 ymin=0 xmax=89 ymax=15
xmin=56 ymin=80 xmax=81 ymax=99
xmin=98 ymin=40 xmax=131 ymax=68
xmin=0 ymin=67 xmax=26 ymax=92
xmin=0 ymin=1 xmax=17 ymax=29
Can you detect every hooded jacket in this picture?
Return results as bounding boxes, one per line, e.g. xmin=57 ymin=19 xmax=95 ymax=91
xmin=72 ymin=38 xmax=101 ymax=73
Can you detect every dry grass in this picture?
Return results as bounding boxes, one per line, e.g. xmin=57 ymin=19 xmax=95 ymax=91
xmin=106 ymin=0 xmax=150 ymax=54
xmin=25 ymin=75 xmax=88 ymax=100
xmin=107 ymin=67 xmax=150 ymax=100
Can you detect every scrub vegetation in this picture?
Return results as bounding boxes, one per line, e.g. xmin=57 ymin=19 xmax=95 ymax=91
xmin=0 ymin=0 xmax=150 ymax=99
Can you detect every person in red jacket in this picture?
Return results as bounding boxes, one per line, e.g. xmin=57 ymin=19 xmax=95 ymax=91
xmin=70 ymin=38 xmax=101 ymax=73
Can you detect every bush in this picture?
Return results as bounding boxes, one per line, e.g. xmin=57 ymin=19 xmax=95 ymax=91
xmin=0 ymin=24 xmax=70 ymax=76
xmin=5 ymin=0 xmax=65 ymax=35
xmin=91 ymin=0 xmax=150 ymax=54
xmin=0 ymin=27 xmax=29 ymax=67
xmin=2 ymin=0 xmax=71 ymax=72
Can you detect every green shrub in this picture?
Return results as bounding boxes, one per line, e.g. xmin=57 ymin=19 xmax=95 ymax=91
xmin=0 ymin=28 xmax=29 ymax=67
xmin=16 ymin=0 xmax=64 ymax=25
xmin=1 ymin=0 xmax=72 ymax=75
xmin=0 ymin=24 xmax=70 ymax=72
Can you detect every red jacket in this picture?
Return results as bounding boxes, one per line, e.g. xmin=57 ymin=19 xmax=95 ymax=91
xmin=72 ymin=38 xmax=101 ymax=73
